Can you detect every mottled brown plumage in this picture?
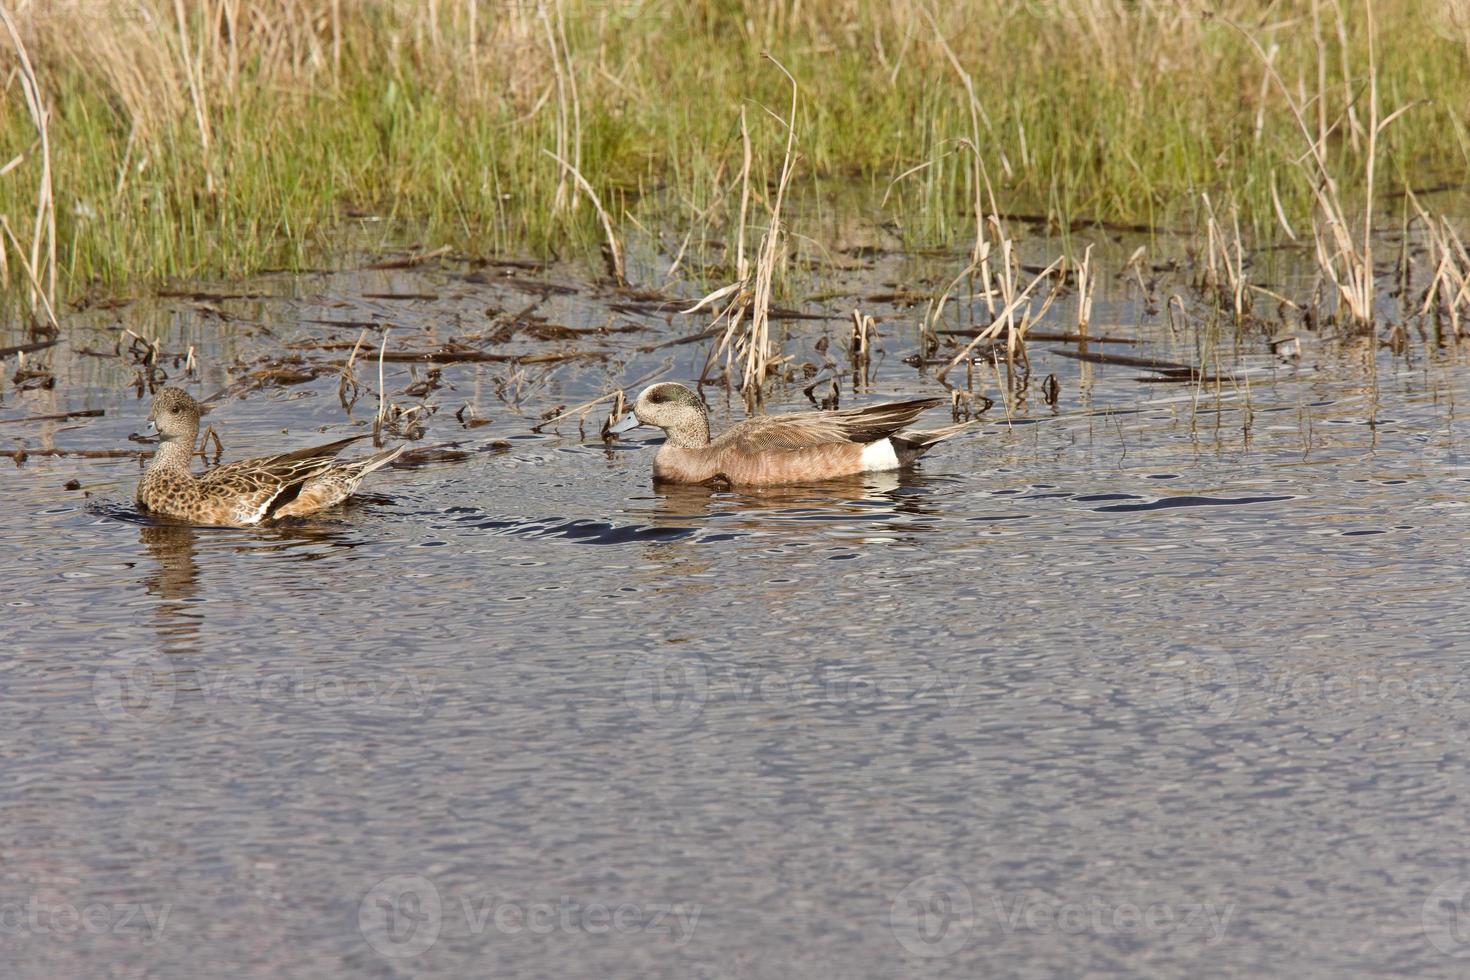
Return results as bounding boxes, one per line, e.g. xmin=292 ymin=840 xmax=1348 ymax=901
xmin=135 ymin=387 xmax=403 ymax=525
xmin=609 ymin=382 xmax=975 ymax=487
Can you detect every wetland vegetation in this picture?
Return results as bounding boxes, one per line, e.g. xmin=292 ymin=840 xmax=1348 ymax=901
xmin=1 ymin=0 xmax=1468 ymax=304
xmin=5 ymin=5 xmax=1470 ymax=977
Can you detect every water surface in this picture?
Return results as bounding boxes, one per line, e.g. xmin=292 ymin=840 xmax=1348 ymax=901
xmin=4 ymin=233 xmax=1470 ymax=977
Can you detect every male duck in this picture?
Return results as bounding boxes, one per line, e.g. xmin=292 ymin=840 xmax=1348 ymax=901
xmin=608 ymin=382 xmax=974 ymax=487
xmin=136 ymin=387 xmax=403 ymax=525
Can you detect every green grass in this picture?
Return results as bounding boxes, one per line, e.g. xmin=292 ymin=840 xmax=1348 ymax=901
xmin=1 ymin=0 xmax=1467 ymax=310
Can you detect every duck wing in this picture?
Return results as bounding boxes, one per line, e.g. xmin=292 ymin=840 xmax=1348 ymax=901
xmin=720 ymin=398 xmax=944 ymax=452
xmin=199 ymin=435 xmax=368 ymax=501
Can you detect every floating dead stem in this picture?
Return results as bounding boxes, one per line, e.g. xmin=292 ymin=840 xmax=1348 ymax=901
xmin=689 ymin=53 xmax=800 ymax=412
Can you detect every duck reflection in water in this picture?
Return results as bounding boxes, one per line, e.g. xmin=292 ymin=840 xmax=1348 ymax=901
xmin=638 ymin=469 xmax=941 ymax=536
xmin=139 ymin=522 xmax=205 ymax=655
xmin=138 ymin=517 xmax=358 ymax=655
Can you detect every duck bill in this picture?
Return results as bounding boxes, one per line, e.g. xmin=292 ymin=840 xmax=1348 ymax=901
xmin=607 ymin=413 xmax=643 ymax=435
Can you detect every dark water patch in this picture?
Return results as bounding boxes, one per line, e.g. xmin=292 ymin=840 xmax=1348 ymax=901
xmin=430 ymin=508 xmax=705 ymax=544
xmin=1091 ymin=494 xmax=1297 ymax=512
xmin=532 ymin=519 xmax=697 ymax=544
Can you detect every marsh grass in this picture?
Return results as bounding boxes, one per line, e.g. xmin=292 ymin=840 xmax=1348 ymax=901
xmin=0 ymin=0 xmax=1466 ymax=316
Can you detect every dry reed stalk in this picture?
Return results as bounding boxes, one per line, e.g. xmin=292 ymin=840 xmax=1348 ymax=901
xmin=687 ymin=54 xmax=800 ymax=408
xmin=541 ymin=0 xmax=581 ymax=214
xmin=0 ymin=3 xmax=55 ymax=326
xmin=338 ymin=327 xmax=369 ymax=412
xmin=1201 ymin=195 xmax=1250 ymax=320
xmin=541 ymin=150 xmax=625 ymax=285
xmin=373 ymin=327 xmax=390 ymax=446
xmin=194 ymin=425 xmax=223 ymax=465
xmin=535 ymin=360 xmax=669 ymax=433
xmin=850 ymin=309 xmax=874 ymax=388
xmin=919 ymin=3 xmax=1008 ymax=197
xmin=0 ymin=215 xmax=57 ymax=331
xmin=739 ymin=53 xmax=800 ymax=404
xmin=936 ymin=255 xmax=1062 ymax=384
xmin=1407 ymin=195 xmax=1470 ymax=338
xmin=1074 ymin=243 xmax=1095 ymax=336
xmin=735 ymin=104 xmax=753 ymax=283
xmin=171 ymin=0 xmax=214 ymax=194
xmin=1234 ymin=2 xmax=1416 ymax=329
xmin=1122 ymin=244 xmax=1150 ymax=306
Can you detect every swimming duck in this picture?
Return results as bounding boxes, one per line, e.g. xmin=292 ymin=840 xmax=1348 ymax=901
xmin=136 ymin=387 xmax=403 ymax=525
xmin=607 ymin=382 xmax=973 ymax=487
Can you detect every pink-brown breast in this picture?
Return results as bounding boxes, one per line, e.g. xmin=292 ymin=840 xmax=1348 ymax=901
xmin=654 ymin=442 xmax=868 ymax=486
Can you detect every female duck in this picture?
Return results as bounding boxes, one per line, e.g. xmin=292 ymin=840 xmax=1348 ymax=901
xmin=136 ymin=387 xmax=403 ymax=525
xmin=608 ymin=382 xmax=973 ymax=487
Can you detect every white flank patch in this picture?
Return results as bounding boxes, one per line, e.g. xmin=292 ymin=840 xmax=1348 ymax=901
xmin=860 ymin=438 xmax=900 ymax=472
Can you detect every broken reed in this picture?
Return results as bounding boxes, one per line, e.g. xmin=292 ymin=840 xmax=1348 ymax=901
xmin=0 ymin=0 xmax=1466 ymax=315
xmin=695 ymin=53 xmax=801 ymax=409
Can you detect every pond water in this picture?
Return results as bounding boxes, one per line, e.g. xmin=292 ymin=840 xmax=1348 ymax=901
xmin=4 ymin=226 xmax=1470 ymax=978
